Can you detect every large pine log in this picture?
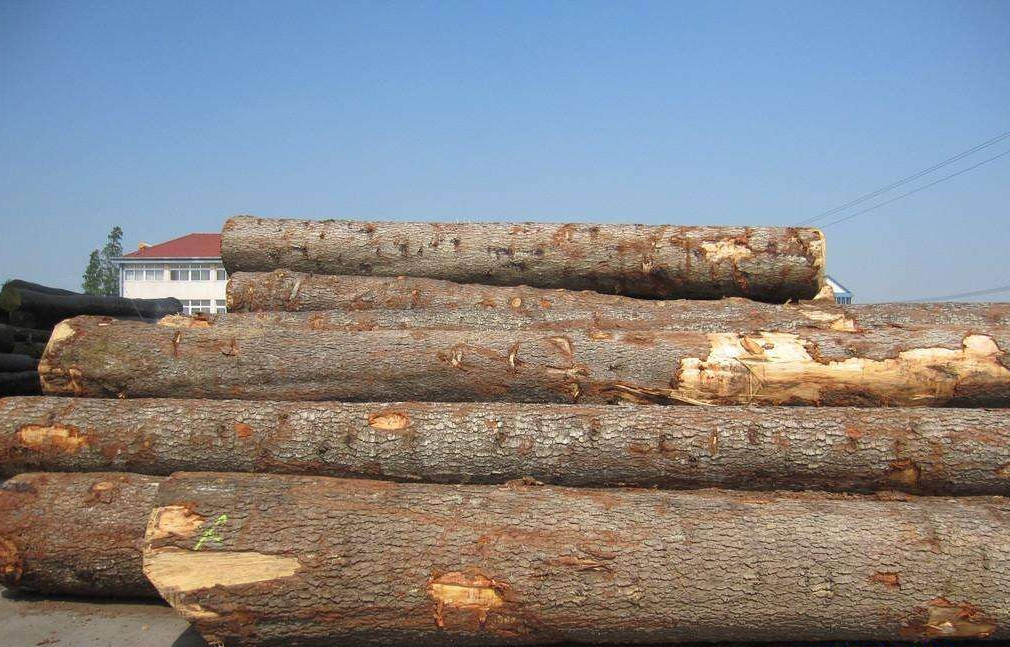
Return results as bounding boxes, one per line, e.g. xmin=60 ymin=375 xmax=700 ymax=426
xmin=5 ymin=396 xmax=1010 ymax=495
xmin=0 ymin=282 xmax=181 ymax=327
xmin=226 ymin=270 xmax=1010 ymax=328
xmin=39 ymin=314 xmax=1010 ymax=406
xmin=221 ymin=216 xmax=826 ymax=302
xmin=146 ymin=472 xmax=1009 ymax=645
xmin=0 ymin=472 xmax=162 ymax=598
xmin=225 ymin=271 xmax=1010 ymax=336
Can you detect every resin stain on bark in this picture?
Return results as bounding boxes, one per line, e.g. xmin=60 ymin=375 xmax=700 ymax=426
xmin=368 ymin=411 xmax=411 ymax=431
xmin=428 ymin=571 xmax=506 ymax=628
xmin=146 ymin=505 xmax=206 ymax=542
xmin=700 ymin=239 xmax=753 ymax=263
xmin=908 ymin=598 xmax=998 ymax=638
xmin=16 ymin=424 xmax=89 ymax=453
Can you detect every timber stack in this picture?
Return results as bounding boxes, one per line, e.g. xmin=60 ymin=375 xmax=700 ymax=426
xmin=0 ymin=279 xmax=182 ymax=396
xmin=2 ymin=215 xmax=1009 ymax=645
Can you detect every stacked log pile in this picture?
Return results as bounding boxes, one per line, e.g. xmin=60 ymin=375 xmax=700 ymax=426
xmin=0 ymin=279 xmax=182 ymax=395
xmin=2 ymin=215 xmax=1009 ymax=645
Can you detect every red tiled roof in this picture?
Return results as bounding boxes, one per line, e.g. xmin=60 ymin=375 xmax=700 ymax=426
xmin=123 ymin=233 xmax=221 ymax=258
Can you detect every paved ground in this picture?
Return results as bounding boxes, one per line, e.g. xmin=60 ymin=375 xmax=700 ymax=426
xmin=0 ymin=588 xmax=207 ymax=647
xmin=3 ymin=587 xmax=1006 ymax=647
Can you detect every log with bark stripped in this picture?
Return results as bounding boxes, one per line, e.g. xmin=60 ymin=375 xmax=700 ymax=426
xmin=221 ymin=216 xmax=826 ymax=302
xmin=38 ymin=315 xmax=1010 ymax=406
xmin=226 ymin=270 xmax=1010 ymax=330
xmin=5 ymin=396 xmax=1010 ymax=495
xmin=0 ymin=472 xmax=162 ymax=597
xmin=145 ymin=472 xmax=1010 ymax=646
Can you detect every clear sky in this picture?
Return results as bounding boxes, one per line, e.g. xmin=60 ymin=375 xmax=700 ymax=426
xmin=1 ymin=0 xmax=1007 ymax=302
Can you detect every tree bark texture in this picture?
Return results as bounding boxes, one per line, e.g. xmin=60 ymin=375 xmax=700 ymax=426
xmin=0 ymin=471 xmax=162 ymax=598
xmin=6 ymin=396 xmax=1010 ymax=495
xmin=226 ymin=270 xmax=1010 ymax=329
xmin=224 ymin=272 xmax=1010 ymax=337
xmin=0 ymin=283 xmax=181 ymax=328
xmin=1 ymin=371 xmax=41 ymax=395
xmin=39 ymin=315 xmax=1010 ymax=407
xmin=145 ymin=472 xmax=1010 ymax=646
xmin=221 ymin=216 xmax=826 ymax=302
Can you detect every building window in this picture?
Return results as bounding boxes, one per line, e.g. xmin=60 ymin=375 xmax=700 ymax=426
xmin=124 ymin=266 xmax=164 ymax=281
xmin=215 ymin=299 xmax=227 ymax=313
xmin=179 ymin=299 xmax=214 ymax=315
xmin=216 ymin=269 xmax=227 ymax=281
xmin=170 ymin=266 xmax=215 ymax=281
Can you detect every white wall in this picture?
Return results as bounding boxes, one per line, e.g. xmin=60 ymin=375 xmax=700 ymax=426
xmin=118 ymin=260 xmax=227 ymax=312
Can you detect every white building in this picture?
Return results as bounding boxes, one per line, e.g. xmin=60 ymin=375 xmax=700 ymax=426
xmin=824 ymin=275 xmax=853 ymax=304
xmin=114 ymin=233 xmax=228 ymax=314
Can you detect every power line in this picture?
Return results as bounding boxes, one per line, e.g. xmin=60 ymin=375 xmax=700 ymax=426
xmin=798 ymin=129 xmax=1010 ymax=226
xmin=902 ymin=283 xmax=1010 ymax=302
xmin=820 ymin=147 xmax=1010 ymax=229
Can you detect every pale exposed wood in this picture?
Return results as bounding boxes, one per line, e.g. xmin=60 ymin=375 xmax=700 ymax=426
xmin=145 ymin=472 xmax=1010 ymax=645
xmin=39 ymin=315 xmax=1010 ymax=406
xmin=221 ymin=216 xmax=826 ymax=302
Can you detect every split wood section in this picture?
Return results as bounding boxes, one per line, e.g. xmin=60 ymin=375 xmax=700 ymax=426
xmin=221 ymin=216 xmax=826 ymax=302
xmin=6 ymin=396 xmax=1010 ymax=495
xmin=38 ymin=314 xmax=1010 ymax=406
xmin=145 ymin=472 xmax=1009 ymax=645
xmin=0 ymin=471 xmax=162 ymax=597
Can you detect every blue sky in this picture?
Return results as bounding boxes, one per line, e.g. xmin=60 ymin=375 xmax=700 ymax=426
xmin=1 ymin=0 xmax=1007 ymax=302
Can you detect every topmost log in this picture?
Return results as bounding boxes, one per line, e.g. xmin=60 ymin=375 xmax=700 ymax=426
xmin=221 ymin=216 xmax=826 ymax=302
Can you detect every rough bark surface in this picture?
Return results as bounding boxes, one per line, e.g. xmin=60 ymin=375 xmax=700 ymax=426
xmin=221 ymin=216 xmax=826 ymax=302
xmin=145 ymin=472 xmax=1010 ymax=646
xmin=6 ymin=396 xmax=1010 ymax=495
xmin=0 ymin=471 xmax=162 ymax=598
xmin=39 ymin=315 xmax=1010 ymax=406
xmin=226 ymin=270 xmax=1010 ymax=330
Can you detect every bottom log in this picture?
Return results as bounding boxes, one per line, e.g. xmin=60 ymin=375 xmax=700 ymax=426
xmin=146 ymin=473 xmax=1010 ymax=646
xmin=0 ymin=472 xmax=161 ymax=597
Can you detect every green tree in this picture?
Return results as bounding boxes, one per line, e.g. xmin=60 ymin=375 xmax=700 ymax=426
xmin=81 ymin=226 xmax=124 ymax=296
xmin=99 ymin=226 xmax=123 ymax=296
xmin=81 ymin=250 xmax=103 ymax=295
